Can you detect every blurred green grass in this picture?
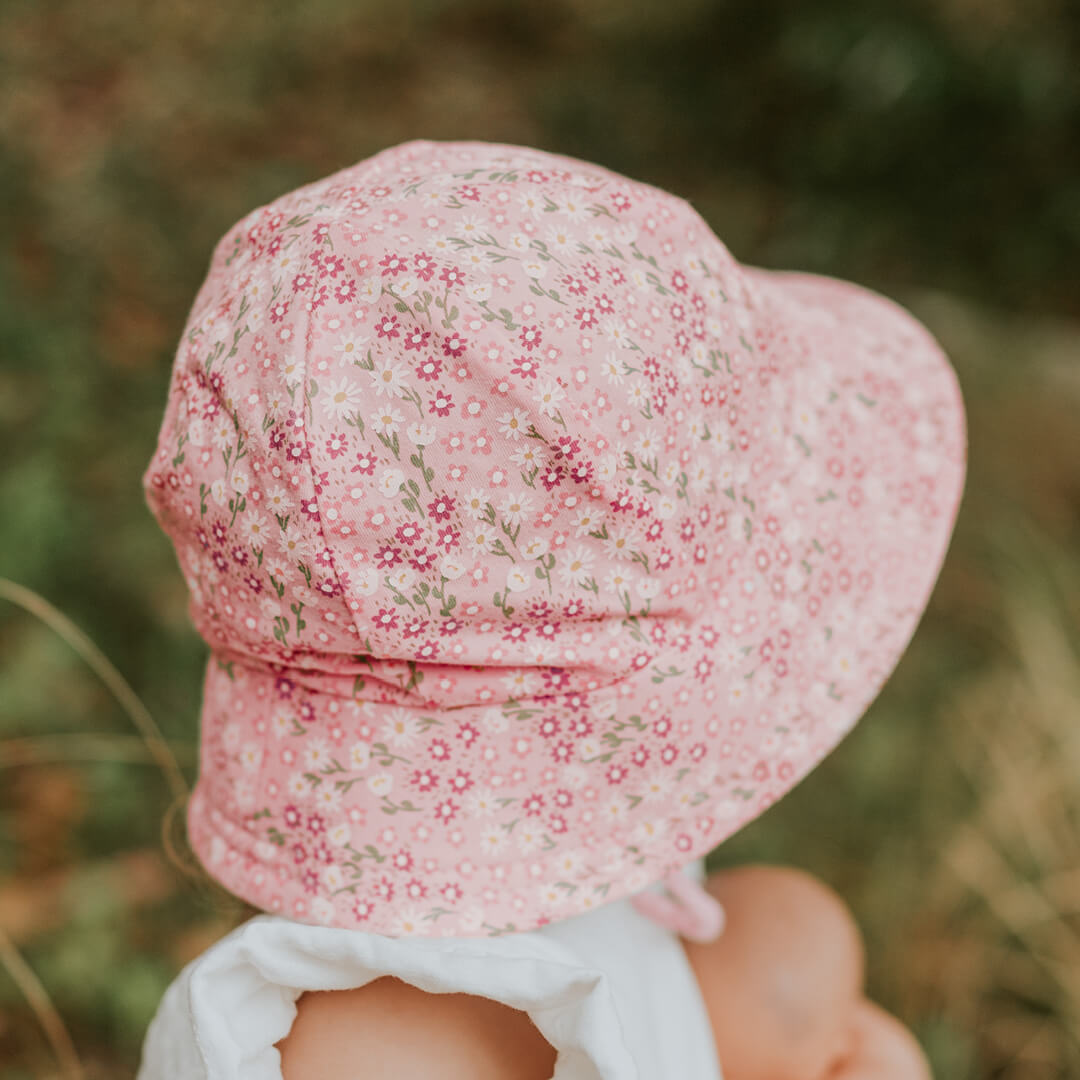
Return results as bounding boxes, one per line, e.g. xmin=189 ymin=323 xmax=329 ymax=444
xmin=1 ymin=1 xmax=1078 ymax=1076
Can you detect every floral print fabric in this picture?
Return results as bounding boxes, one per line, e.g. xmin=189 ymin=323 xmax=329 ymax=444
xmin=143 ymin=140 xmax=966 ymax=935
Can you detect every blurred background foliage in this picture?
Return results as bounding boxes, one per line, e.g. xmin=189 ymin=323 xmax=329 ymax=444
xmin=0 ymin=0 xmax=1078 ymax=1076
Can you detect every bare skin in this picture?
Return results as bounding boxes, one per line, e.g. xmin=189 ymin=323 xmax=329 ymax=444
xmin=275 ymin=865 xmax=931 ymax=1080
xmin=276 ymin=976 xmax=557 ymax=1080
xmin=682 ymin=865 xmax=931 ymax=1080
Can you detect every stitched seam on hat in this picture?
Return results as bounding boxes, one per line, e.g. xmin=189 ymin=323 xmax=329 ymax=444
xmin=296 ymin=223 xmax=357 ymax=643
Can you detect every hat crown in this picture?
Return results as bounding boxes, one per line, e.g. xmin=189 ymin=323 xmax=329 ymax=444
xmin=146 ymin=141 xmax=759 ymax=707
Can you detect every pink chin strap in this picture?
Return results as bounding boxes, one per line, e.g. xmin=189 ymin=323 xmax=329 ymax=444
xmin=630 ymin=870 xmax=726 ymax=943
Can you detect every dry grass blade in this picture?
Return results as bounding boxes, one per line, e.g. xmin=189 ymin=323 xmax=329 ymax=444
xmin=0 ymin=733 xmax=196 ymax=769
xmin=0 ymin=923 xmax=85 ymax=1080
xmin=0 ymin=577 xmax=189 ymax=803
xmin=934 ymin=543 xmax=1080 ymax=1075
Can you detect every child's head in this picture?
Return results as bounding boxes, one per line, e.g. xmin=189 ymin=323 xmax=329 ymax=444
xmin=143 ymin=139 xmax=965 ymax=935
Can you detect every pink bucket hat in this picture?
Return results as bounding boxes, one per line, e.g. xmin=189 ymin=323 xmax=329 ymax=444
xmin=143 ymin=140 xmax=965 ymax=936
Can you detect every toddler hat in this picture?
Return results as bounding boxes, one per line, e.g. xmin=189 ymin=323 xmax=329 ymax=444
xmin=143 ymin=140 xmax=966 ymax=936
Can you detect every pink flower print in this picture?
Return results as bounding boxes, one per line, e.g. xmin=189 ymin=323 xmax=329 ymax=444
xmin=374 ymin=545 xmax=403 ymax=570
xmin=429 ymin=738 xmax=450 ymax=762
xmin=415 ymin=355 xmax=443 ymax=381
xmin=404 ymin=328 xmax=431 ymax=351
xmin=610 ymin=190 xmax=633 ymax=212
xmin=351 ymin=449 xmax=377 ymax=476
xmin=374 ymin=607 xmax=399 ymax=632
xmin=670 ymin=269 xmax=689 ymax=294
xmin=416 ymin=639 xmax=440 ymax=661
xmin=605 ymin=763 xmax=628 ymax=785
xmin=283 ymin=804 xmax=302 ymax=829
xmin=292 ymin=272 xmax=314 ymax=292
xmin=511 ymin=355 xmax=541 ymax=379
xmin=449 ymin=769 xmax=473 ymax=794
xmin=440 ymin=265 xmax=466 ymax=289
xmin=409 ymin=547 xmax=438 ymax=573
xmin=441 ymin=882 xmax=463 ymax=904
xmin=427 ymin=493 xmax=454 ymax=521
xmin=456 ymin=722 xmax=479 ymax=748
xmin=352 ymin=897 xmax=375 ymax=922
xmin=543 ymin=669 xmax=571 ymax=692
xmin=462 ymin=395 xmax=487 ymax=420
xmin=631 ymin=745 xmax=650 ymax=768
xmin=395 ymin=522 xmax=423 ymax=546
xmin=535 ymin=714 xmax=561 ymax=741
xmin=538 ymin=463 xmax=565 ymax=491
xmin=596 ymin=294 xmax=618 ymax=319
xmin=435 ymin=525 xmax=460 ymax=552
xmin=314 ymin=577 xmax=340 ymax=600
xmin=469 ymin=428 xmax=493 ymax=456
xmin=282 ymin=411 xmax=304 ymax=441
xmin=434 ymin=798 xmax=459 ymax=824
xmin=375 ymin=314 xmax=400 ymax=339
xmin=519 ymin=324 xmax=542 ymax=351
xmin=608 ymin=265 xmax=627 ymax=286
xmin=441 ymin=430 xmax=467 ymax=454
xmin=325 ymin=432 xmax=348 ymax=459
xmin=413 ymin=252 xmax=437 ymax=281
xmin=429 ymin=390 xmax=455 ymax=417
xmin=442 ymin=332 xmax=468 ymax=358
xmin=576 ymin=307 xmax=597 ymax=330
xmin=269 ymin=299 xmax=290 ymax=324
xmin=568 ymin=715 xmax=593 ymax=738
xmin=402 ymin=616 xmax=429 ymax=639
xmin=568 ymin=460 xmax=594 ymax=485
xmin=305 ymin=284 xmax=330 ymax=312
xmin=458 ymin=184 xmax=481 ymax=202
xmin=380 ymin=252 xmax=407 ymax=276
xmin=333 ymin=278 xmax=358 ymax=304
xmin=551 ymin=740 xmax=573 ymax=764
xmin=411 ymin=768 xmax=439 ymax=792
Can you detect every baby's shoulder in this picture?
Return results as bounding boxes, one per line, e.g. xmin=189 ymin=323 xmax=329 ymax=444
xmin=276 ymin=975 xmax=556 ymax=1080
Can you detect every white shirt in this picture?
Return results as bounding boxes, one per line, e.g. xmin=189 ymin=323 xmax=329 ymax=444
xmin=137 ymin=869 xmax=721 ymax=1080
